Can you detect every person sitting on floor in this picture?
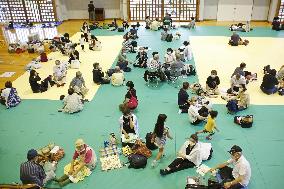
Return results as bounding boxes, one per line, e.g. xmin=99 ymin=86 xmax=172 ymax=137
xmin=124 ymin=81 xmax=137 ymax=106
xmin=69 ymin=71 xmax=89 ymax=98
xmin=160 ymin=134 xmax=212 ymax=176
xmin=181 ymin=41 xmax=193 ymax=61
xmin=228 ymin=74 xmax=246 ymax=94
xmin=29 ymin=70 xmax=54 ymax=93
xmin=181 ymin=17 xmax=196 ymax=29
xmin=117 ymin=48 xmax=132 ymax=72
xmin=188 ymin=96 xmax=209 ymax=125
xmin=53 ymin=60 xmax=67 ymax=87
xmin=229 ymin=32 xmax=249 ymax=46
xmin=145 ymin=16 xmax=151 ymax=29
xmin=206 ymin=70 xmax=220 ymax=95
xmin=68 ymin=46 xmax=80 ymax=63
xmin=20 ymin=149 xmax=46 ymax=187
xmin=59 ymin=88 xmax=83 ymax=114
xmin=260 ymin=69 xmax=279 ymax=95
xmin=134 ymin=47 xmax=148 ymax=68
xmin=119 ymin=104 xmax=139 ymax=147
xmin=55 ymin=139 xmax=97 ymax=187
xmin=122 ymin=20 xmax=129 ymax=30
xmin=111 ymin=66 xmax=125 ymax=86
xmin=272 ymin=17 xmax=281 ymax=31
xmin=178 ymin=82 xmax=191 ymax=114
xmin=151 ymin=18 xmax=161 ymax=31
xmin=89 ymin=35 xmax=99 ymax=51
xmin=161 ymin=28 xmax=169 ymax=41
xmin=222 ymin=84 xmax=250 ymax=114
xmin=164 ymin=54 xmax=184 ymax=80
xmin=164 ymin=48 xmax=176 ymax=67
xmin=209 ymin=145 xmax=251 ymax=189
xmin=0 ymin=81 xmax=21 ymax=109
xmin=196 ymin=110 xmax=219 ymax=140
xmin=92 ymin=63 xmax=110 ymax=85
xmin=276 ymin=65 xmax=284 ymax=81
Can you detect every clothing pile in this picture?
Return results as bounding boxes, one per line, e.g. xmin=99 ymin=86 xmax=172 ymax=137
xmin=100 ymin=155 xmax=122 ymax=171
xmin=64 ymin=160 xmax=92 ymax=183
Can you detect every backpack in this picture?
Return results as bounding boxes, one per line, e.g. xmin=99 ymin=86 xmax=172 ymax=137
xmin=226 ymin=100 xmax=238 ymax=114
xmin=278 ymin=88 xmax=284 ymax=96
xmin=166 ymin=34 xmax=173 ymax=42
xmin=128 ymin=154 xmax=147 ymax=169
xmin=127 ymin=92 xmax=138 ymax=109
xmin=145 ymin=132 xmax=158 ymax=150
xmin=118 ymin=27 xmax=124 ymax=32
xmin=234 ymin=115 xmax=253 ymax=128
xmin=183 ymin=64 xmax=196 ymax=76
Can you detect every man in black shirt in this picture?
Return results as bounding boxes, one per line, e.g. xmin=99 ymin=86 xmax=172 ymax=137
xmin=260 ymin=69 xmax=279 ymax=94
xmin=206 ymin=70 xmax=220 ymax=95
xmin=178 ymin=82 xmax=190 ymax=113
xmin=88 ymin=1 xmax=95 ymax=21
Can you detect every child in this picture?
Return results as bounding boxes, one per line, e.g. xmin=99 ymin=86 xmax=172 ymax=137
xmin=196 ymin=110 xmax=219 ymax=140
xmin=80 ymin=34 xmax=85 ymax=51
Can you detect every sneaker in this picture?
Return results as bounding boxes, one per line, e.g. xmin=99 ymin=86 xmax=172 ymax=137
xmin=178 ymin=109 xmax=182 ymax=114
xmin=151 ymin=160 xmax=157 ymax=167
xmin=160 ymin=169 xmax=167 ymax=176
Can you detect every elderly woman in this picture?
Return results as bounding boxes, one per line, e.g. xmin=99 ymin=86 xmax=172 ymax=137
xmin=59 ymin=88 xmax=83 ymax=113
xmin=0 ymin=81 xmax=21 ymax=108
xmin=160 ymin=134 xmax=212 ymax=175
xmin=55 ymin=139 xmax=97 ymax=187
xmin=69 ymin=71 xmax=89 ymax=98
xmin=53 ymin=60 xmax=67 ymax=87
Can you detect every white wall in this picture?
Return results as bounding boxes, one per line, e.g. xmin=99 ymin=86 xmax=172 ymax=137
xmin=204 ymin=0 xmax=218 ymax=20
xmin=56 ymin=0 xmax=121 ymax=20
xmin=252 ymin=0 xmax=270 ymax=20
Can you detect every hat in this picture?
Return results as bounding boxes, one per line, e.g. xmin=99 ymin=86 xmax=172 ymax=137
xmin=75 ymin=139 xmax=85 ymax=147
xmin=228 ymin=145 xmax=242 ymax=154
xmin=27 ymin=149 xmax=38 ymax=160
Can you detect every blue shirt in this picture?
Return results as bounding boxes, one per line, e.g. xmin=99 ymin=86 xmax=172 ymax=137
xmin=20 ymin=161 xmax=46 ymax=186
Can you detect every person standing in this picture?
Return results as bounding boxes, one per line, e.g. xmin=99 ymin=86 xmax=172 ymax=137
xmin=88 ymin=1 xmax=95 ymax=21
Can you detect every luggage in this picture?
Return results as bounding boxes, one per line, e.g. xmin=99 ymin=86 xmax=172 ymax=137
xmin=145 ymin=132 xmax=158 ymax=150
xmin=70 ymin=60 xmax=80 ymax=69
xmin=234 ymin=115 xmax=253 ymax=128
xmin=118 ymin=27 xmax=124 ymax=32
xmin=128 ymin=154 xmax=147 ymax=169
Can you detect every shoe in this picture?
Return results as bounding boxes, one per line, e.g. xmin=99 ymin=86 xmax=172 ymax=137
xmin=58 ymin=109 xmax=63 ymax=112
xmin=160 ymin=169 xmax=167 ymax=176
xmin=151 ymin=160 xmax=157 ymax=167
xmin=206 ymin=136 xmax=212 ymax=140
xmin=178 ymin=109 xmax=182 ymax=114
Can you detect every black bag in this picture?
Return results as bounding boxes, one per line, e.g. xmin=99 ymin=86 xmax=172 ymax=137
xmin=128 ymin=154 xmax=147 ymax=169
xmin=131 ymin=41 xmax=137 ymax=47
xmin=145 ymin=132 xmax=158 ymax=150
xmin=185 ymin=184 xmax=208 ymax=189
xmin=198 ymin=106 xmax=209 ymax=117
xmin=166 ymin=34 xmax=173 ymax=42
xmin=234 ymin=115 xmax=253 ymax=128
xmin=118 ymin=27 xmax=124 ymax=32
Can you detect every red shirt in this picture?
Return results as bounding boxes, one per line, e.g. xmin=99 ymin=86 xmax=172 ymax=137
xmin=73 ymin=144 xmax=93 ymax=164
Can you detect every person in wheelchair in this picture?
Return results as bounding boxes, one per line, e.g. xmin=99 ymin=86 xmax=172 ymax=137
xmin=144 ymin=52 xmax=166 ymax=82
xmin=164 ymin=54 xmax=184 ymax=81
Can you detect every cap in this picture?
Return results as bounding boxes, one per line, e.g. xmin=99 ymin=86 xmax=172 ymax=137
xmin=27 ymin=149 xmax=38 ymax=160
xmin=228 ymin=145 xmax=242 ymax=154
xmin=75 ymin=139 xmax=85 ymax=147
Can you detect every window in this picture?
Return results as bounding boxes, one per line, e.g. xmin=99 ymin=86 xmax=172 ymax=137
xmin=129 ymin=0 xmax=198 ymax=21
xmin=0 ymin=0 xmax=56 ymax=23
xmin=279 ymin=0 xmax=284 ymax=22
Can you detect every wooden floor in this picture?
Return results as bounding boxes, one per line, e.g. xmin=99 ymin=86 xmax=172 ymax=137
xmin=0 ymin=20 xmax=271 ymax=88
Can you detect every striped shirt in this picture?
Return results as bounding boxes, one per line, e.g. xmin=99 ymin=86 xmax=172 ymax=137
xmin=20 ymin=161 xmax=46 ymax=186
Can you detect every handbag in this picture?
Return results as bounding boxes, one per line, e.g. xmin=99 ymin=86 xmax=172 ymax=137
xmin=127 ymin=91 xmax=138 ymax=109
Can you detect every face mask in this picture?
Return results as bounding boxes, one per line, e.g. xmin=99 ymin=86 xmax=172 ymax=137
xmin=122 ymin=52 xmax=126 ymax=56
xmin=167 ymin=52 xmax=171 ymax=55
xmin=211 ymin=75 xmax=216 ymax=78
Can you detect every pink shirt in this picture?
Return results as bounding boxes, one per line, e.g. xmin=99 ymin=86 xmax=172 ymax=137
xmin=73 ymin=144 xmax=93 ymax=164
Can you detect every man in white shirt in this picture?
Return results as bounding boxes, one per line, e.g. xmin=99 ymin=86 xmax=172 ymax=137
xmin=210 ymin=145 xmax=251 ymax=189
xmin=229 ymin=74 xmax=246 ymax=94
xmin=111 ymin=67 xmax=125 ymax=86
